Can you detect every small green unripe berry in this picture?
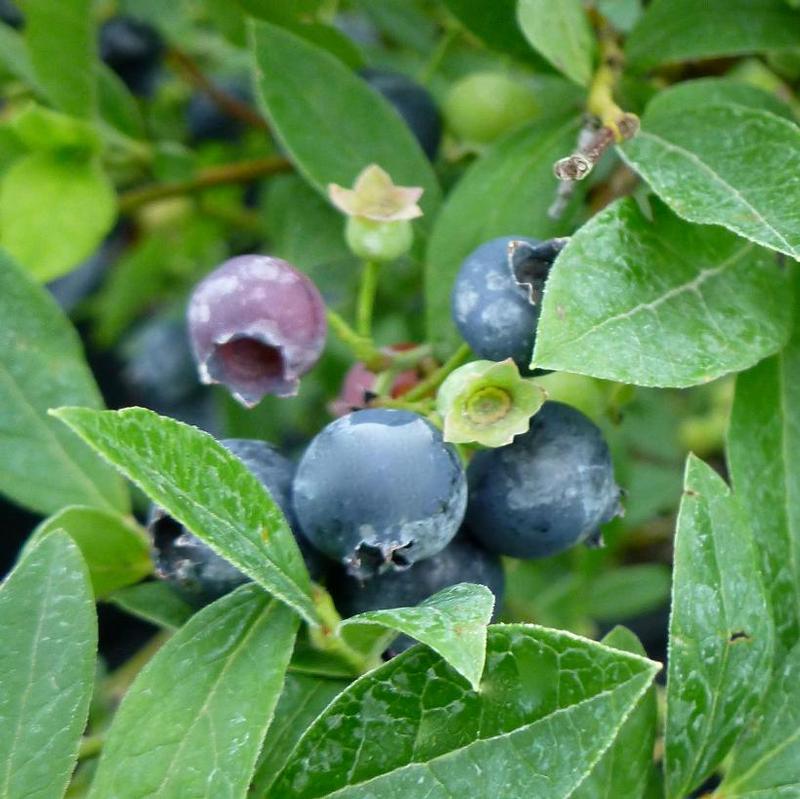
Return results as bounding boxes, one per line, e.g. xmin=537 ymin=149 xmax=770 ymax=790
xmin=345 ymin=216 xmax=413 ymax=262
xmin=444 ymin=72 xmax=538 ymax=144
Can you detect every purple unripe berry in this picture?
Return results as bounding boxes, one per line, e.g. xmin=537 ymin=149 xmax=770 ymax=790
xmin=188 ymin=255 xmax=327 ymax=406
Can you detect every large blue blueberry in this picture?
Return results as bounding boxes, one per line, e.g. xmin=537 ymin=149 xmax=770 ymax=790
xmin=465 ymin=402 xmax=621 ymax=559
xmin=150 ymin=438 xmax=324 ymax=606
xmin=330 ymin=534 xmax=504 ymax=621
xmin=361 ymin=68 xmax=442 ymax=160
xmin=292 ymin=409 xmax=466 ymax=579
xmin=99 ymin=15 xmax=163 ymax=96
xmin=451 ymin=236 xmax=566 ymax=373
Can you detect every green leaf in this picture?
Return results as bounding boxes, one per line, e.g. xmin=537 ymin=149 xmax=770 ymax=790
xmin=10 ymin=103 xmax=100 ymax=152
xmin=533 ymin=198 xmax=792 ymax=387
xmin=250 ymin=673 xmax=349 ymax=797
xmin=21 ymin=0 xmax=96 ymax=117
xmin=25 ymin=506 xmax=151 ymax=598
xmin=426 ymin=114 xmax=583 ymax=355
xmin=0 ymin=531 xmax=97 ymax=799
xmin=250 ymin=20 xmax=440 ymax=220
xmin=52 ymin=406 xmax=318 ymax=624
xmin=0 ymin=250 xmax=127 ymax=515
xmin=721 ymin=638 xmax=800 ymax=796
xmin=442 ymin=0 xmax=548 ymax=62
xmin=626 ymin=0 xmax=800 ymax=71
xmin=87 ymin=586 xmax=298 ymax=799
xmin=665 ymin=455 xmax=774 ymax=799
xmin=588 ymin=565 xmax=672 ymax=622
xmin=108 ymin=581 xmax=195 ymax=630
xmin=517 ymin=0 xmax=595 ymax=86
xmin=641 ymin=77 xmax=794 ymax=120
xmin=96 ymin=65 xmax=146 ymax=139
xmin=0 ymin=152 xmax=117 ymax=281
xmin=620 ymin=98 xmax=800 ymax=259
xmin=0 ymin=23 xmax=40 ymax=88
xmin=341 ymin=583 xmax=494 ymax=690
xmin=572 ymin=626 xmax=657 ymax=799
xmin=728 ymin=273 xmax=800 ymax=658
xmin=597 ymin=0 xmax=643 ymax=33
xmin=269 ymin=626 xmax=660 ymax=799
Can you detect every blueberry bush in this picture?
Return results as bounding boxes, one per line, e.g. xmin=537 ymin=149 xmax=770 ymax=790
xmin=1 ymin=1 xmax=799 ymax=797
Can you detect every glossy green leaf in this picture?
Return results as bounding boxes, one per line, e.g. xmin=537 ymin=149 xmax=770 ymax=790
xmin=728 ymin=274 xmax=800 ymax=657
xmin=620 ymin=98 xmax=800 ymax=259
xmin=0 ymin=152 xmax=117 ymax=281
xmin=341 ymin=583 xmax=494 ymax=690
xmin=0 ymin=531 xmax=97 ymax=799
xmin=0 ymin=24 xmax=39 ymax=87
xmin=665 ymin=456 xmax=773 ymax=799
xmin=572 ymin=626 xmax=657 ymax=799
xmin=533 ymin=198 xmax=792 ymax=387
xmin=250 ymin=673 xmax=348 ymax=797
xmin=626 ymin=0 xmax=800 ymax=71
xmin=237 ymin=0 xmax=322 ymax=23
xmin=26 ymin=506 xmax=151 ymax=598
xmin=721 ymin=638 xmax=800 ymax=796
xmin=52 ymin=406 xmax=318 ymax=624
xmin=10 ymin=103 xmax=99 ymax=153
xmin=108 ymin=581 xmax=195 ymax=630
xmin=250 ymin=21 xmax=440 ymax=220
xmin=108 ymin=581 xmax=193 ymax=630
xmin=88 ymin=586 xmax=298 ymax=799
xmin=517 ymin=0 xmax=595 ymax=85
xmin=21 ymin=0 xmax=96 ymax=117
xmin=0 ymin=251 xmax=127 ymax=515
xmin=426 ymin=114 xmax=583 ymax=355
xmin=597 ymin=0 xmax=642 ymax=33
xmin=269 ymin=625 xmax=660 ymax=799
xmin=588 ymin=565 xmax=672 ymax=622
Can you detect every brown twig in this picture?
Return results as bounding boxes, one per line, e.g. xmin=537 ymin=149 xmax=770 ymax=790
xmin=166 ymin=48 xmax=270 ymax=132
xmin=118 ymin=156 xmax=292 ymax=213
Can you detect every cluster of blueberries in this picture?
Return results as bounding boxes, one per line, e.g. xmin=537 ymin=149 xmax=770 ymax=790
xmin=152 ymin=236 xmax=621 ymax=628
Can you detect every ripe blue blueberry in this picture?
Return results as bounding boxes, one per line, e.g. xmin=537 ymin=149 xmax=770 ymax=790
xmin=361 ymin=68 xmax=442 ymax=160
xmin=451 ymin=236 xmax=566 ymax=372
xmin=465 ymin=401 xmax=622 ymax=559
xmin=150 ymin=438 xmax=324 ymax=606
xmin=292 ymin=409 xmax=467 ymax=579
xmin=330 ymin=534 xmax=505 ymax=622
xmin=187 ymin=255 xmax=327 ymax=407
xmin=99 ymin=16 xmax=163 ymax=96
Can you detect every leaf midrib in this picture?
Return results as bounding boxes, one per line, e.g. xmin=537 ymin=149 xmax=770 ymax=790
xmin=628 ymin=128 xmax=796 ymax=256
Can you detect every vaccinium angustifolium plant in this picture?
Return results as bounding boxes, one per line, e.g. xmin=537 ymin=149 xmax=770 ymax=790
xmin=292 ymin=409 xmax=467 ymax=578
xmin=5 ymin=3 xmax=785 ymax=795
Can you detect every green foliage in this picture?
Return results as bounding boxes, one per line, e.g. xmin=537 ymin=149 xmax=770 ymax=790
xmin=87 ymin=586 xmax=298 ymax=798
xmin=621 ymin=93 xmax=800 ymax=259
xmin=517 ymin=0 xmax=596 ymax=86
xmin=0 ymin=251 xmax=128 ymax=515
xmin=2 ymin=1 xmax=800 ymax=794
xmin=52 ymin=407 xmax=318 ymax=624
xmin=626 ymin=0 xmax=800 ymax=70
xmin=665 ymin=456 xmax=773 ymax=798
xmin=534 ymin=198 xmax=792 ymax=386
xmin=267 ymin=626 xmax=659 ymax=798
xmin=0 ymin=532 xmax=96 ymax=799
xmin=26 ymin=506 xmax=151 ymax=598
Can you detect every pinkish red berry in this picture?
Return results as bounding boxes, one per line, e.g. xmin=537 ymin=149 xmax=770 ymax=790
xmin=188 ymin=255 xmax=326 ymax=406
